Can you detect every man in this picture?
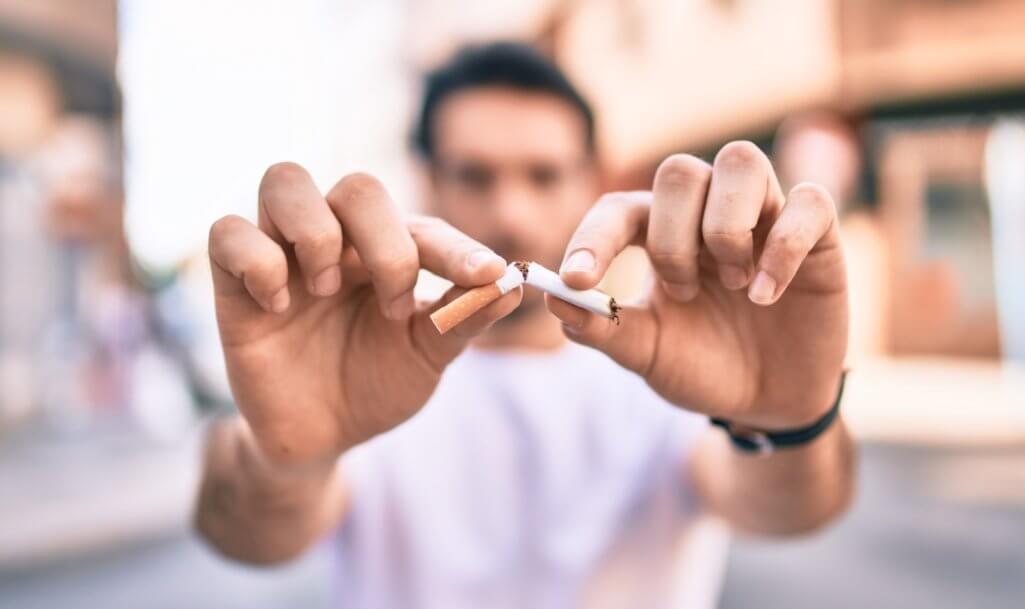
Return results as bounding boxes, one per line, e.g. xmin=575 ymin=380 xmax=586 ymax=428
xmin=197 ymin=43 xmax=854 ymax=608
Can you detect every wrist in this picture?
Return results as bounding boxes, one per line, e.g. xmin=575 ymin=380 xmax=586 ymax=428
xmin=231 ymin=418 xmax=341 ymax=486
xmin=747 ymin=371 xmax=845 ymax=432
xmin=712 ymin=371 xmax=847 ymax=455
xmin=198 ymin=416 xmax=347 ymax=562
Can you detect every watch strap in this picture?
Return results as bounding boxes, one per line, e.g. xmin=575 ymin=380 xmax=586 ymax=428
xmin=710 ymin=371 xmax=847 ymax=455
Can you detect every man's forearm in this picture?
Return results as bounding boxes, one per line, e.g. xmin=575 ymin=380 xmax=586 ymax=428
xmin=194 ymin=416 xmax=348 ymax=564
xmin=691 ymin=420 xmax=855 ymax=536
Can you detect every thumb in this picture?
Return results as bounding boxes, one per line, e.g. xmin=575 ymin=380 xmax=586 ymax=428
xmin=545 ymin=294 xmax=658 ymax=377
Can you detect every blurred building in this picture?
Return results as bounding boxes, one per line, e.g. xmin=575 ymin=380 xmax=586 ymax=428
xmin=0 ymin=0 xmax=118 ymax=115
xmin=543 ymin=0 xmax=1025 ymax=360
xmin=0 ymin=0 xmax=122 ymax=427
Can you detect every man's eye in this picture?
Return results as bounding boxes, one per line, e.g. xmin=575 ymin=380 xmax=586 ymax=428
xmin=528 ymin=166 xmax=561 ymax=189
xmin=455 ymin=166 xmax=494 ymax=191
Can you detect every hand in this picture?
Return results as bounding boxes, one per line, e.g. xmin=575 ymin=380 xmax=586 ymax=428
xmin=209 ymin=163 xmax=520 ymax=469
xmin=549 ymin=142 xmax=848 ymax=430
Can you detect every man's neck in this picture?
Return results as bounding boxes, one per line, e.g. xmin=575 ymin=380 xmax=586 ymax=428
xmin=472 ymin=307 xmax=567 ymax=352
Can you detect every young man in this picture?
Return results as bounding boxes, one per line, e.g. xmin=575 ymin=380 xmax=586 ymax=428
xmin=198 ymin=43 xmax=854 ymax=608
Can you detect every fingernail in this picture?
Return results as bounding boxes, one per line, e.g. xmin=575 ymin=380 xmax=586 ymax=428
xmin=312 ymin=266 xmax=341 ymax=296
xmin=718 ymin=264 xmax=749 ymax=290
xmin=269 ymin=287 xmax=290 ymax=313
xmin=561 ymin=249 xmax=595 ymax=274
xmin=662 ymin=281 xmax=699 ymax=302
xmin=387 ymin=291 xmax=415 ymax=320
xmin=748 ymin=271 xmax=777 ymax=305
xmin=466 ymin=249 xmax=503 ymax=270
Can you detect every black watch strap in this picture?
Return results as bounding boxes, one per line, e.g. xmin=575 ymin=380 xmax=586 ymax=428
xmin=710 ymin=371 xmax=847 ymax=455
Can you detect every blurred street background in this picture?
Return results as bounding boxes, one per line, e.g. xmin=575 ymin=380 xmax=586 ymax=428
xmin=1 ymin=1 xmax=1024 ymax=607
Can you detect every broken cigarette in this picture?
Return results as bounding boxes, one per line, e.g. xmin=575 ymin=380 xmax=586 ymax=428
xmin=430 ymin=263 xmax=526 ymax=334
xmin=519 ymin=261 xmax=620 ymax=321
xmin=430 ymin=260 xmax=620 ymax=334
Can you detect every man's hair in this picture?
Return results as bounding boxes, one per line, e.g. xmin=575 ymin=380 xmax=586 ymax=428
xmin=412 ymin=42 xmax=595 ymax=160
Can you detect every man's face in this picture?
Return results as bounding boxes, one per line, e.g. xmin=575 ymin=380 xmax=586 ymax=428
xmin=424 ymin=87 xmax=598 ymax=310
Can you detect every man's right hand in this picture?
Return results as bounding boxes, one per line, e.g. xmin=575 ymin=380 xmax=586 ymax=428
xmin=209 ymin=162 xmax=520 ymax=471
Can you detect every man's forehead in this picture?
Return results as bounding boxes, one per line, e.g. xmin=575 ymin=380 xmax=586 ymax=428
xmin=432 ymin=87 xmax=589 ymax=162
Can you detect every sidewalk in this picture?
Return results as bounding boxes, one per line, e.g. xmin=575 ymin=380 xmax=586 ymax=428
xmin=0 ymin=421 xmax=198 ymax=569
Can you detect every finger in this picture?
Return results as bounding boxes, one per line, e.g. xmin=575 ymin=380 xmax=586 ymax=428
xmin=407 ymin=216 xmax=507 ymax=287
xmin=326 ymin=173 xmax=419 ymax=320
xmin=748 ymin=182 xmax=839 ymax=306
xmin=545 ymin=294 xmax=659 ymax=376
xmin=258 ymin=162 xmax=343 ymax=297
xmin=703 ymin=141 xmax=784 ymax=290
xmin=559 ymin=191 xmax=651 ymax=290
xmin=648 ymin=154 xmax=712 ymax=302
xmin=409 ymin=285 xmax=523 ymax=372
xmin=209 ymin=215 xmax=290 ymax=313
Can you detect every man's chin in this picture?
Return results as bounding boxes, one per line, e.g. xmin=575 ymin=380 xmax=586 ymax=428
xmin=495 ymin=297 xmax=544 ymax=325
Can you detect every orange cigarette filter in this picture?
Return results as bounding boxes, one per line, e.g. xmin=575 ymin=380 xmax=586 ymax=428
xmin=430 ymin=263 xmax=526 ymax=334
xmin=430 ymin=283 xmax=503 ymax=334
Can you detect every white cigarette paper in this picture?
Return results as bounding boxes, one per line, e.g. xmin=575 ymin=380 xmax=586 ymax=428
xmin=430 ymin=261 xmax=620 ymax=335
xmin=430 ymin=263 xmax=525 ymax=334
xmin=520 ymin=261 xmax=620 ymax=321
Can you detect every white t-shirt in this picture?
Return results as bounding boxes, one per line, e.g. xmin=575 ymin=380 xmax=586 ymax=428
xmin=332 ymin=342 xmax=726 ymax=609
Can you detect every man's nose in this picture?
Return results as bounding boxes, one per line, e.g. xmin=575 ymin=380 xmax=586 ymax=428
xmin=491 ymin=180 xmax=536 ymax=233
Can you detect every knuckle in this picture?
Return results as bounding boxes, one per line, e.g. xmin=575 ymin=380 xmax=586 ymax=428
xmin=294 ymin=225 xmax=340 ymax=256
xmin=655 ymin=153 xmax=711 ymax=188
xmin=648 ymin=249 xmax=698 ymax=270
xmin=702 ymin=199 xmax=756 ymax=236
xmin=702 ymin=224 xmax=748 ymax=244
xmin=330 ymin=171 xmax=385 ymax=205
xmin=249 ymin=253 xmax=284 ymax=282
xmin=714 ymin=140 xmax=764 ymax=170
xmin=407 ymin=214 xmax=449 ymax=235
xmin=374 ymin=251 xmax=419 ymax=278
xmin=261 ymin=161 xmax=308 ymax=188
xmin=208 ymin=214 xmax=246 ymax=245
xmin=594 ymin=190 xmax=650 ymax=210
xmin=594 ymin=191 xmax=628 ymax=212
xmin=701 ymin=228 xmax=751 ymax=259
xmin=771 ymin=230 xmax=809 ymax=255
xmin=589 ymin=192 xmax=650 ymax=233
xmin=568 ymin=222 xmax=607 ymax=249
xmin=789 ymin=181 xmax=836 ymax=212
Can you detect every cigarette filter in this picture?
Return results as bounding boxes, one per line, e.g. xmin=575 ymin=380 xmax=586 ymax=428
xmin=521 ymin=261 xmax=620 ymax=321
xmin=430 ymin=263 xmax=525 ymax=334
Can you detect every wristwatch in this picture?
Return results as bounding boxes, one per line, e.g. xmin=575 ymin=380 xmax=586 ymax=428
xmin=710 ymin=371 xmax=847 ymax=455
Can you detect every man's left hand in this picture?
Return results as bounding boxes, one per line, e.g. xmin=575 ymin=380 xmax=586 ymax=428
xmin=549 ymin=141 xmax=848 ymax=430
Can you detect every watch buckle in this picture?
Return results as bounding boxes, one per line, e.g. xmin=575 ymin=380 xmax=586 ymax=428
xmin=732 ymin=426 xmax=774 ymax=456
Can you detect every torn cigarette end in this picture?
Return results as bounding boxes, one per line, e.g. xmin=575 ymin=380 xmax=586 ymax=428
xmin=430 ymin=261 xmax=620 ymax=334
xmin=520 ymin=261 xmax=620 ymax=322
xmin=430 ymin=263 xmax=526 ymax=334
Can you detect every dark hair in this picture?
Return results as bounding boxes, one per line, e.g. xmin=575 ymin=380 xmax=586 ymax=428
xmin=412 ymin=42 xmax=595 ymax=160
